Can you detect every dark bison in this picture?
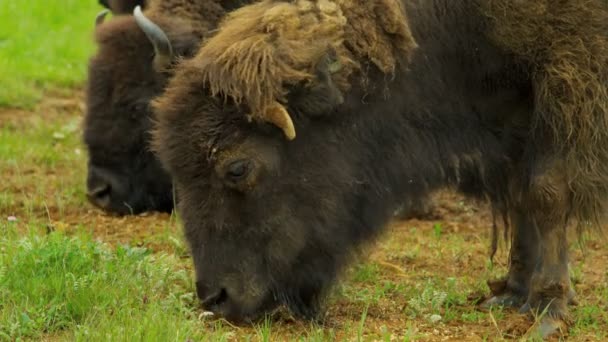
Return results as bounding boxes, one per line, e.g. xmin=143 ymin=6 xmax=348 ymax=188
xmin=98 ymin=0 xmax=147 ymax=14
xmin=84 ymin=0 xmax=255 ymax=214
xmin=152 ymin=0 xmax=608 ymax=337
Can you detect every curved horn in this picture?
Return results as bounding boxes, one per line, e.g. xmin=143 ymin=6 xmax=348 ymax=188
xmin=95 ymin=9 xmax=109 ymax=27
xmin=133 ymin=5 xmax=174 ymax=71
xmin=264 ymin=102 xmax=296 ymax=140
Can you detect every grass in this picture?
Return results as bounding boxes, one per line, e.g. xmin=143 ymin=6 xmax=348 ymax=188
xmin=0 ymin=112 xmax=86 ymax=217
xmin=1 ymin=1 xmax=607 ymax=340
xmin=0 ymin=225 xmax=205 ymax=341
xmin=0 ymin=1 xmax=101 ymax=108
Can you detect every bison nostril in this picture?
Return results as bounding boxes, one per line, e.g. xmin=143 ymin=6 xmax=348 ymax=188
xmin=201 ymin=288 xmax=228 ymax=309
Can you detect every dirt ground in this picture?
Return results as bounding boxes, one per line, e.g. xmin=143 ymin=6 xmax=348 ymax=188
xmin=1 ymin=91 xmax=607 ymax=341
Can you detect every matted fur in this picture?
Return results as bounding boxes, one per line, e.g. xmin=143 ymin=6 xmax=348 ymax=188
xmin=192 ymin=0 xmax=417 ymax=119
xmin=142 ymin=0 xmax=237 ymax=37
xmin=480 ymin=0 xmax=608 ymax=226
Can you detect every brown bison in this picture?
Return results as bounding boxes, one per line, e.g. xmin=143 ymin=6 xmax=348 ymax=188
xmin=152 ymin=0 xmax=608 ymax=337
xmin=84 ymin=0 xmax=255 ymax=214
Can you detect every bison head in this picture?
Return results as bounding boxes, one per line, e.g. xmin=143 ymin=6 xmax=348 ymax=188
xmin=151 ymin=50 xmax=412 ymax=321
xmin=84 ymin=8 xmax=198 ymax=215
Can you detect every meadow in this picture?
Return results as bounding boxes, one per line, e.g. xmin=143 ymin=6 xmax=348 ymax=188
xmin=0 ymin=1 xmax=607 ymax=341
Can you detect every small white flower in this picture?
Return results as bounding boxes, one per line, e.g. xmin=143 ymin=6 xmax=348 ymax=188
xmin=7 ymin=216 xmax=17 ymax=222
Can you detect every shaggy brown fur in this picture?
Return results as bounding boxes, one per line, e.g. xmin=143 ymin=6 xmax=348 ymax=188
xmin=191 ymin=0 xmax=417 ymax=123
xmin=140 ymin=0 xmax=244 ymax=38
xmin=479 ymin=0 xmax=608 ymax=227
xmin=193 ymin=0 xmax=608 ymax=225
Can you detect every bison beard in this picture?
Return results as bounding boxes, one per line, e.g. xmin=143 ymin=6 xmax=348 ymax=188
xmin=152 ymin=0 xmax=608 ymax=337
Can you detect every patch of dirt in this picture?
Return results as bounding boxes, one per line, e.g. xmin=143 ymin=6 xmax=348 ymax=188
xmin=0 ymin=89 xmax=85 ymax=129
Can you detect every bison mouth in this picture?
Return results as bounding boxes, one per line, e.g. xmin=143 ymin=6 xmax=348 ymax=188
xmin=203 ymin=291 xmax=281 ymax=324
xmin=198 ymin=286 xmax=324 ymax=324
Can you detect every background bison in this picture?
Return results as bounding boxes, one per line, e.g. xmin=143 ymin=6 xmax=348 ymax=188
xmin=83 ymin=0 xmax=255 ymax=215
xmin=152 ymin=0 xmax=608 ymax=337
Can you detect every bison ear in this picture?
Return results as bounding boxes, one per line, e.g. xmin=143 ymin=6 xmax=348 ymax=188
xmin=133 ymin=6 xmax=174 ymax=72
xmin=286 ymin=51 xmax=345 ymax=118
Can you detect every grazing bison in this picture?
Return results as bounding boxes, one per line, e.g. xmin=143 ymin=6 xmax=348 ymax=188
xmin=152 ymin=0 xmax=608 ymax=337
xmin=84 ymin=0 xmax=255 ymax=214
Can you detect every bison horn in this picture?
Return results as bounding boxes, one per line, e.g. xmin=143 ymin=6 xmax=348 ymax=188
xmin=133 ymin=5 xmax=174 ymax=71
xmin=95 ymin=9 xmax=109 ymax=27
xmin=264 ymin=103 xmax=296 ymax=140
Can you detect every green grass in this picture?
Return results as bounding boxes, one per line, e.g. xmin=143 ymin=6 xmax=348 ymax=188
xmin=0 ymin=114 xmax=86 ymax=216
xmin=0 ymin=1 xmax=101 ymax=108
xmin=0 ymin=224 xmax=211 ymax=341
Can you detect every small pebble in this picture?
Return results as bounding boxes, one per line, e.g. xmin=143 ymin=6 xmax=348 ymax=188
xmin=7 ymin=216 xmax=17 ymax=222
xmin=429 ymin=314 xmax=442 ymax=323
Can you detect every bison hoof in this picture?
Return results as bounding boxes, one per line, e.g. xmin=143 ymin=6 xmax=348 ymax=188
xmin=480 ymin=278 xmax=527 ymax=310
xmin=519 ymin=299 xmax=571 ymax=339
xmin=536 ymin=316 xmax=569 ymax=339
xmin=481 ymin=292 xmax=526 ymax=310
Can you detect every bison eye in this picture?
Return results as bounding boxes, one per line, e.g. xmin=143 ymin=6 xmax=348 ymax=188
xmin=226 ymin=159 xmax=252 ymax=181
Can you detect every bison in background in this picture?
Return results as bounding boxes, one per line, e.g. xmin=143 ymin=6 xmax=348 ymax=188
xmin=152 ymin=0 xmax=608 ymax=337
xmin=83 ymin=0 xmax=256 ymax=215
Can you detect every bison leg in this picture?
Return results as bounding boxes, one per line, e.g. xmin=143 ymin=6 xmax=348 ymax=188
xmin=482 ymin=208 xmax=538 ymax=309
xmin=516 ymin=167 xmax=572 ymax=338
xmin=519 ymin=223 xmax=571 ymax=338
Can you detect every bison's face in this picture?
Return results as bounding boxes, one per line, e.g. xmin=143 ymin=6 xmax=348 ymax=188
xmin=153 ymin=62 xmax=394 ymax=322
xmin=84 ymin=16 xmax=175 ymax=215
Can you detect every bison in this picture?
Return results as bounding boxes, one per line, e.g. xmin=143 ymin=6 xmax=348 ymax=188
xmin=84 ymin=0 xmax=255 ymax=214
xmin=152 ymin=0 xmax=608 ymax=337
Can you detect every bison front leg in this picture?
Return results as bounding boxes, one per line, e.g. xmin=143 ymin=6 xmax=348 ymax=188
xmin=483 ymin=208 xmax=538 ymax=309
